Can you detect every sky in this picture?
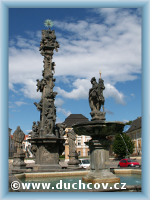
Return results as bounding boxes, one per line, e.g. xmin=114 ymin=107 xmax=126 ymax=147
xmin=9 ymin=8 xmax=142 ymax=135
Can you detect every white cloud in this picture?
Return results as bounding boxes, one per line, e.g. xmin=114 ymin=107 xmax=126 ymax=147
xmin=9 ymin=82 xmax=17 ymax=93
xmin=104 ymin=84 xmax=126 ymax=105
xmin=26 ymin=129 xmax=32 ymax=133
xmin=123 ymin=119 xmax=129 ymax=123
xmin=15 ymin=101 xmax=28 ymax=107
xmin=9 ymin=8 xmax=141 ymax=106
xmin=56 ymin=79 xmax=90 ymax=99
xmin=55 ymin=98 xmax=71 ymax=117
xmin=131 ymin=93 xmax=135 ymax=97
xmin=57 ymin=108 xmax=71 ymax=117
xmin=20 ymin=79 xmax=41 ymax=99
xmin=55 ymin=98 xmax=64 ymax=107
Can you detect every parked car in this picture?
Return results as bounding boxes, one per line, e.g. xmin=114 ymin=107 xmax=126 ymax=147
xmin=79 ymin=159 xmax=90 ymax=169
xmin=118 ymin=158 xmax=140 ymax=168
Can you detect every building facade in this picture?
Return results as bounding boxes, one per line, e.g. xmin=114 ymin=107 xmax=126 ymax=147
xmin=9 ymin=128 xmax=16 ymax=157
xmin=125 ymin=117 xmax=142 ymax=156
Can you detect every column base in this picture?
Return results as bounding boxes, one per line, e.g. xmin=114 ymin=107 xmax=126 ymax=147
xmin=82 ymin=170 xmax=120 ymax=184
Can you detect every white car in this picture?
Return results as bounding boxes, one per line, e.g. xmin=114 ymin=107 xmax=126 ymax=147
xmin=79 ymin=159 xmax=90 ymax=169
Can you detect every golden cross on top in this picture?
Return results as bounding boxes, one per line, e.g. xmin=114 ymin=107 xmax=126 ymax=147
xmin=99 ymin=70 xmax=101 ymax=78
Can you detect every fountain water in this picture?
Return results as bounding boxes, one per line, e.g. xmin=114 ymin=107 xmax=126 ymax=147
xmin=120 ymin=134 xmax=129 ymax=157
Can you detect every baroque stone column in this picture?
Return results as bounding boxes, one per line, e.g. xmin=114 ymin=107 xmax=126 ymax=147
xmin=29 ymin=29 xmax=66 ymax=171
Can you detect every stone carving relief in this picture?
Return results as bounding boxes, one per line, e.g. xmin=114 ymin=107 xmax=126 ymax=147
xmin=56 ymin=123 xmax=67 ymax=138
xmin=34 ymin=100 xmax=42 ymax=111
xmin=32 ymin=121 xmax=40 ymax=138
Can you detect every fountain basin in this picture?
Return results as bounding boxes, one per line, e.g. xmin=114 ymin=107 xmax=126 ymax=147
xmin=11 ymin=169 xmax=141 ymax=192
xmin=72 ymin=120 xmax=125 ymax=184
xmin=73 ymin=120 xmax=124 ymax=139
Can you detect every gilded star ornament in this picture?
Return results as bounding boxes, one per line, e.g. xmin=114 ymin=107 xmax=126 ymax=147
xmin=44 ymin=19 xmax=54 ymax=28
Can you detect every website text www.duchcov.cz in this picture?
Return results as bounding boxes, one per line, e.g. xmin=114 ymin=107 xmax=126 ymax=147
xmin=11 ymin=180 xmax=126 ymax=190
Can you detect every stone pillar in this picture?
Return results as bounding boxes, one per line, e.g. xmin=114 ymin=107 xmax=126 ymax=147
xmin=83 ymin=139 xmax=120 ymax=184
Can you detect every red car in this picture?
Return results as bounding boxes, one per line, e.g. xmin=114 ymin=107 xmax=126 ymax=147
xmin=118 ymin=158 xmax=140 ymax=168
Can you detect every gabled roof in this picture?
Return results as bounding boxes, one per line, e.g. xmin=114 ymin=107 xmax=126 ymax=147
xmin=126 ymin=117 xmax=141 ymax=133
xmin=63 ymin=114 xmax=89 ymax=128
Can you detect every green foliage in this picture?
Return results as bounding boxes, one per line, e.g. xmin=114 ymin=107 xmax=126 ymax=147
xmin=59 ymin=155 xmax=65 ymax=159
xmin=125 ymin=121 xmax=133 ymax=125
xmin=112 ymin=133 xmax=134 ymax=158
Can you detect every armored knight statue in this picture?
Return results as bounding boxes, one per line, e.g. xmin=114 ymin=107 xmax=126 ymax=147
xmin=89 ymin=71 xmax=106 ymax=121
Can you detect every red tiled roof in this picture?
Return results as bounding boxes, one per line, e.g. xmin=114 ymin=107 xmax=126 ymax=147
xmin=24 ymin=135 xmax=29 ymax=140
xmin=10 ymin=135 xmax=29 ymax=140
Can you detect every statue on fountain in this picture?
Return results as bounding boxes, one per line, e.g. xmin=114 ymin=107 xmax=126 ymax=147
xmin=89 ymin=70 xmax=106 ymax=121
xmin=73 ymin=71 xmax=125 ymax=184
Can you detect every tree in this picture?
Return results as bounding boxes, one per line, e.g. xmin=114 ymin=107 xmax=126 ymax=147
xmin=125 ymin=121 xmax=133 ymax=125
xmin=112 ymin=133 xmax=134 ymax=158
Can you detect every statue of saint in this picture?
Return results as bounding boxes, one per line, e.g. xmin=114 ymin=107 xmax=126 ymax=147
xmin=89 ymin=76 xmax=105 ymax=112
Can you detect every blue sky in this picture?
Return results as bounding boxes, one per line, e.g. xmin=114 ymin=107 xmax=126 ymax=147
xmin=9 ymin=8 xmax=141 ymax=134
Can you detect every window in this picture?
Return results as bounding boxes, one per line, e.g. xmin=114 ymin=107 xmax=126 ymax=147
xmin=88 ymin=151 xmax=90 ymax=156
xmin=77 ymin=140 xmax=81 ymax=146
xmin=78 ymin=151 xmax=81 ymax=156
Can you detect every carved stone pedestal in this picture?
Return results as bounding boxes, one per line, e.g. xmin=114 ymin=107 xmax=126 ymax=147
xmin=82 ymin=170 xmax=120 ymax=184
xmin=12 ymin=153 xmax=26 ymax=170
xmin=67 ymin=152 xmax=79 ymax=168
xmin=82 ymin=140 xmax=120 ymax=183
xmin=90 ymin=111 xmax=106 ymax=121
xmin=29 ymin=137 xmax=65 ymax=171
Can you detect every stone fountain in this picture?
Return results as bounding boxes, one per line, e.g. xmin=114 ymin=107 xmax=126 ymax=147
xmin=29 ymin=28 xmax=66 ymax=171
xmin=73 ymin=72 xmax=125 ymax=183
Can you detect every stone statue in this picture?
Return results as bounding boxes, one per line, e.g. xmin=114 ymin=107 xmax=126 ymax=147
xmin=51 ymin=62 xmax=56 ymax=74
xmin=67 ymin=129 xmax=76 ymax=154
xmin=34 ymin=100 xmax=42 ymax=111
xmin=67 ymin=129 xmax=79 ymax=167
xmin=32 ymin=121 xmax=40 ymax=138
xmin=56 ymin=123 xmax=67 ymax=138
xmin=89 ymin=74 xmax=106 ymax=120
xmin=13 ymin=126 xmax=25 ymax=153
xmin=36 ymin=78 xmax=46 ymax=92
xmin=89 ymin=77 xmax=105 ymax=111
xmin=12 ymin=126 xmax=26 ymax=170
